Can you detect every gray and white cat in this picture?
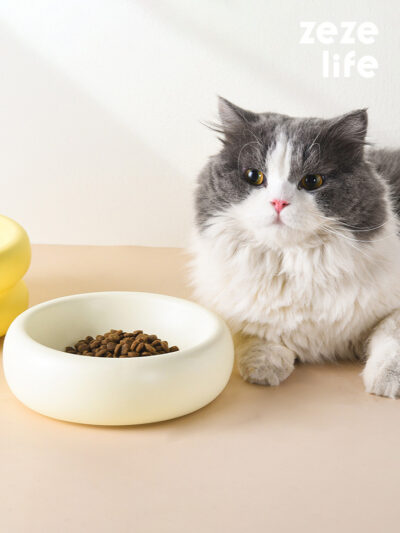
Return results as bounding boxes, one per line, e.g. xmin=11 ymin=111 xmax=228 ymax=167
xmin=189 ymin=97 xmax=400 ymax=398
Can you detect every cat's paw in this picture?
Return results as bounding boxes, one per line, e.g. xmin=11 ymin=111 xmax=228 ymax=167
xmin=363 ymin=351 xmax=400 ymax=399
xmin=236 ymin=338 xmax=295 ymax=386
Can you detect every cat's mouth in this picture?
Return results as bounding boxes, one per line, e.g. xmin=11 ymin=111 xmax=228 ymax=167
xmin=272 ymin=214 xmax=285 ymax=226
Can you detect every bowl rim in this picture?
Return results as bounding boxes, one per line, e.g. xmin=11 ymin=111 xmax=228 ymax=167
xmin=6 ymin=290 xmax=227 ymax=364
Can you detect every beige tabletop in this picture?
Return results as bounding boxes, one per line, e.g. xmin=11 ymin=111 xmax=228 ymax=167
xmin=1 ymin=245 xmax=399 ymax=533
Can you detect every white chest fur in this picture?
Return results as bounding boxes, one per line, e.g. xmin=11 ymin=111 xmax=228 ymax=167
xmin=189 ymin=217 xmax=400 ymax=363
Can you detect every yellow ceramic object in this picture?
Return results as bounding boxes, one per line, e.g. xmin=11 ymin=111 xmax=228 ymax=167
xmin=0 ymin=215 xmax=31 ymax=336
xmin=0 ymin=280 xmax=29 ymax=336
xmin=0 ymin=215 xmax=31 ymax=293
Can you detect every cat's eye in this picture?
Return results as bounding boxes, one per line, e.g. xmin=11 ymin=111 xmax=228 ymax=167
xmin=299 ymin=174 xmax=324 ymax=191
xmin=243 ymin=168 xmax=265 ymax=186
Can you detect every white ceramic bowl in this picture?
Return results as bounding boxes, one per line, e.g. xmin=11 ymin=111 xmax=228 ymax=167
xmin=3 ymin=292 xmax=234 ymax=425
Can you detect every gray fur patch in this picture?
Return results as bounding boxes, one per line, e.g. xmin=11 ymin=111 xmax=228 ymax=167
xmin=195 ymin=98 xmax=395 ymax=240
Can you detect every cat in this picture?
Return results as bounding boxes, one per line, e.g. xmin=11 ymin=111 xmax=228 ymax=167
xmin=189 ymin=97 xmax=400 ymax=398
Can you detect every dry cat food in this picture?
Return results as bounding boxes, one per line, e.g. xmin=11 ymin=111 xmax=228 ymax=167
xmin=65 ymin=329 xmax=179 ymax=358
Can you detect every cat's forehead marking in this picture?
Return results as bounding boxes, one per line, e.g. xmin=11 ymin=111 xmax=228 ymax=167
xmin=265 ymin=134 xmax=292 ymax=183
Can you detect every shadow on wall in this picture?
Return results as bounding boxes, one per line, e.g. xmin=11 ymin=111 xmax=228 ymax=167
xmin=143 ymin=0 xmax=333 ymax=111
xmin=0 ymin=21 xmax=193 ymax=247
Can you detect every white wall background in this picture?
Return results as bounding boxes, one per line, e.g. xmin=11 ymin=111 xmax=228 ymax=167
xmin=0 ymin=0 xmax=398 ymax=246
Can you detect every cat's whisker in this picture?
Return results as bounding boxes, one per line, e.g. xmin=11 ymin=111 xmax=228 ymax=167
xmin=237 ymin=141 xmax=263 ymax=173
xmin=245 ymin=128 xmax=264 ymax=149
xmin=231 ymin=211 xmax=397 ymax=247
xmin=318 ymin=224 xmax=397 ymax=266
xmin=318 ymin=225 xmax=378 ymax=262
xmin=320 ymin=221 xmax=400 ymax=245
xmin=313 ymin=211 xmax=396 ymax=236
xmin=334 ymin=220 xmax=389 ymax=232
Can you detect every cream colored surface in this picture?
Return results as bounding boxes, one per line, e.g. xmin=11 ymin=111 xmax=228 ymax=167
xmin=1 ymin=245 xmax=400 ymax=533
xmin=3 ymin=291 xmax=233 ymax=425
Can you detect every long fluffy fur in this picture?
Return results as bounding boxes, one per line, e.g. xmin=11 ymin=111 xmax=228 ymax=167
xmin=189 ymin=99 xmax=400 ymax=397
xmin=189 ymin=207 xmax=400 ymax=363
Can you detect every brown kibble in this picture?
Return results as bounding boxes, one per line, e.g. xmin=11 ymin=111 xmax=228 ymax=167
xmin=66 ymin=330 xmax=178 ymax=358
xmin=130 ymin=339 xmax=140 ymax=351
xmin=90 ymin=340 xmax=101 ymax=349
xmin=121 ymin=344 xmax=129 ymax=355
xmin=144 ymin=343 xmax=156 ymax=354
xmin=77 ymin=342 xmax=89 ymax=351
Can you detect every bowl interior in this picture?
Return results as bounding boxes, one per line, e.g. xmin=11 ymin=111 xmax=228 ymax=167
xmin=22 ymin=292 xmax=219 ymax=353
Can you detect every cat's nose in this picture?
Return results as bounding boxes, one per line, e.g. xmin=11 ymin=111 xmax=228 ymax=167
xmin=271 ymin=199 xmax=290 ymax=213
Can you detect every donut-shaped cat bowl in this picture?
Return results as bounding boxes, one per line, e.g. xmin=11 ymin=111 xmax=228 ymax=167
xmin=3 ymin=291 xmax=234 ymax=425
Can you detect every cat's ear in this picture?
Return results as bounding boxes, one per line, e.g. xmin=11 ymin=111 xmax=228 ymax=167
xmin=322 ymin=109 xmax=368 ymax=162
xmin=326 ymin=109 xmax=368 ymax=145
xmin=218 ymin=97 xmax=259 ymax=131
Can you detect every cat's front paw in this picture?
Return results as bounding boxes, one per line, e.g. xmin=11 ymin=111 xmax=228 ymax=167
xmin=236 ymin=338 xmax=295 ymax=386
xmin=363 ymin=353 xmax=400 ymax=399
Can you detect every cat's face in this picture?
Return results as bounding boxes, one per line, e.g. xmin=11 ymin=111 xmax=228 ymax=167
xmin=195 ymin=98 xmax=388 ymax=249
